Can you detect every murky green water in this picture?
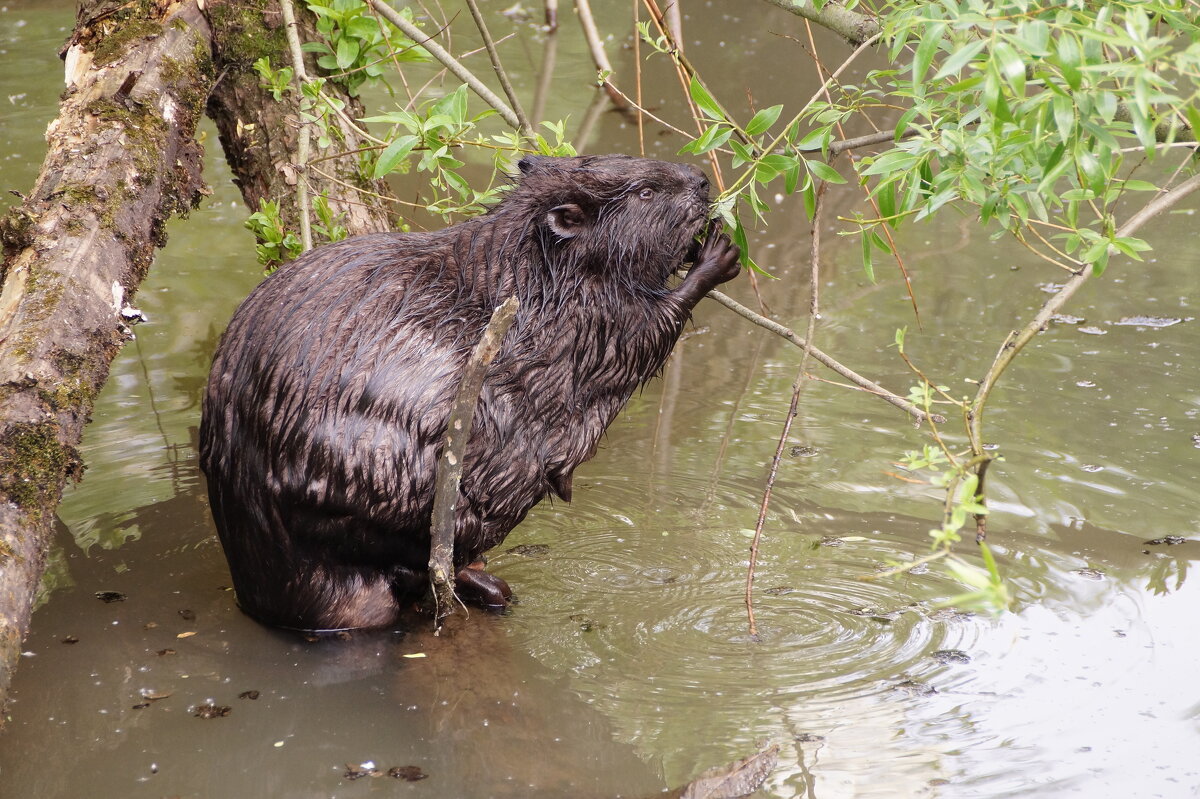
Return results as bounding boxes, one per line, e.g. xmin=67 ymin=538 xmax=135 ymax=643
xmin=2 ymin=2 xmax=1198 ymax=797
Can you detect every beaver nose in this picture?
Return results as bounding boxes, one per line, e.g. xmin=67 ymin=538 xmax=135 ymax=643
xmin=682 ymin=163 xmax=710 ymax=194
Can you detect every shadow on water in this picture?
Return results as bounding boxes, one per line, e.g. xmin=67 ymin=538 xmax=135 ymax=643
xmin=3 ymin=2 xmax=1200 ymax=798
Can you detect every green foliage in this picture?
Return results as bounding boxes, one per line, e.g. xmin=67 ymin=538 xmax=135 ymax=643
xmin=252 ymin=56 xmax=293 ymax=101
xmin=364 ymin=87 xmax=576 ymax=219
xmin=848 ymin=0 xmax=1200 ymax=274
xmin=301 ymin=0 xmax=427 ymax=97
xmin=244 ymin=200 xmax=302 ymax=269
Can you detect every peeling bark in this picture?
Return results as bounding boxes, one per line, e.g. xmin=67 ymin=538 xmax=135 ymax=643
xmin=0 ymin=0 xmax=214 ymax=714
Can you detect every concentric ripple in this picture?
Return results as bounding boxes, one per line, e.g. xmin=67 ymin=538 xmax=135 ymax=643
xmin=493 ymin=477 xmax=988 ymax=723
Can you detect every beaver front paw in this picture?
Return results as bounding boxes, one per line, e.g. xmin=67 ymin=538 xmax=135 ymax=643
xmin=679 ymin=227 xmax=741 ymax=303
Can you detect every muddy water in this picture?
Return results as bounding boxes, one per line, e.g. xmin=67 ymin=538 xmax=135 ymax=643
xmin=2 ymin=2 xmax=1199 ymax=797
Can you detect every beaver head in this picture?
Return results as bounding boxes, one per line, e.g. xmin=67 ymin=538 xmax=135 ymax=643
xmin=503 ymin=154 xmax=713 ymax=290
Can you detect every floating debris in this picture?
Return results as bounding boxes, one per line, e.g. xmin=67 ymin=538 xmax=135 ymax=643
xmin=1112 ymin=316 xmax=1182 ymax=328
xmin=763 ymin=586 xmax=798 ymax=596
xmin=194 ymin=704 xmax=231 ymax=719
xmin=156 ymin=648 xmax=176 ymax=657
xmin=344 ymin=762 xmax=380 ymax=780
xmin=1144 ymin=536 xmax=1188 ymax=546
xmin=819 ymin=536 xmax=845 ymax=547
xmin=1072 ymin=568 xmax=1105 ymax=581
xmin=1050 ymin=314 xmax=1086 ymax=325
xmin=1077 ymin=326 xmax=1108 ymax=336
xmin=178 ymin=609 xmax=196 ymax=622
xmin=95 ymin=591 xmax=126 ymax=603
xmin=61 ymin=635 xmax=79 ymax=645
xmin=238 ymin=690 xmax=260 ymax=700
xmin=387 ymin=766 xmax=428 ymax=781
xmin=1081 ymin=464 xmax=1104 ymax=473
xmin=790 ymin=445 xmax=819 ymax=458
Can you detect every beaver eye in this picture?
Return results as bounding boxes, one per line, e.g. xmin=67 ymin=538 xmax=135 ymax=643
xmin=637 ymin=187 xmax=655 ymax=201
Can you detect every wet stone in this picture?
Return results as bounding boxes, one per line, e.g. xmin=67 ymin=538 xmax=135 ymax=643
xmin=931 ymin=649 xmax=972 ymax=665
xmin=178 ymin=609 xmax=196 ymax=622
xmin=893 ymin=680 xmax=937 ymax=697
xmin=388 ymin=766 xmax=428 ymax=781
xmin=238 ymin=690 xmax=260 ymax=700
xmin=1113 ymin=316 xmax=1183 ymax=328
xmin=94 ymin=591 xmax=126 ymax=603
xmin=569 ymin=613 xmax=605 ymax=632
xmin=1144 ymin=536 xmax=1187 ymax=546
xmin=506 ymin=543 xmax=551 ymax=557
xmin=194 ymin=704 xmax=231 ymax=719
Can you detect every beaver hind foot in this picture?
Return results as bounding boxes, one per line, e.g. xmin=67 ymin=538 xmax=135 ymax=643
xmin=454 ymin=562 xmax=513 ymax=610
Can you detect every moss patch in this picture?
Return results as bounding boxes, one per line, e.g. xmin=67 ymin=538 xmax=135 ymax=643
xmin=206 ymin=0 xmax=287 ymax=71
xmin=0 ymin=422 xmax=76 ymax=523
xmin=91 ymin=15 xmax=164 ymax=67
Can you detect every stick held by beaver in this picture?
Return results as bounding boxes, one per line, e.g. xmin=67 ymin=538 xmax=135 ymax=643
xmin=199 ymin=154 xmax=740 ymax=630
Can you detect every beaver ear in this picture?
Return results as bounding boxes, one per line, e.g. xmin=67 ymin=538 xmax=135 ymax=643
xmin=518 ymin=155 xmax=551 ymax=175
xmin=546 ymin=203 xmax=589 ymax=239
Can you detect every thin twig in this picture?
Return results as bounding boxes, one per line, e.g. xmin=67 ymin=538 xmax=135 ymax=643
xmin=367 ymin=0 xmax=524 ymax=131
xmin=968 ymin=170 xmax=1200 ymax=449
xmin=707 ymin=290 xmax=941 ymax=425
xmin=279 ymin=0 xmax=313 ymax=251
xmin=462 ymin=0 xmax=533 ymax=135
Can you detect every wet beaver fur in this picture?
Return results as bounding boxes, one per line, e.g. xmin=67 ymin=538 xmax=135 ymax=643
xmin=199 ymin=154 xmax=740 ymax=630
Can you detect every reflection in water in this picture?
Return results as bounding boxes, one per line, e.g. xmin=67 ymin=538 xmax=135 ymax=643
xmin=3 ymin=2 xmax=1200 ymax=797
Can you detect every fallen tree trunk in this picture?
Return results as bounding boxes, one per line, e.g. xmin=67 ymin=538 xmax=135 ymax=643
xmin=0 ymin=0 xmax=215 ymax=711
xmin=0 ymin=0 xmax=401 ymax=716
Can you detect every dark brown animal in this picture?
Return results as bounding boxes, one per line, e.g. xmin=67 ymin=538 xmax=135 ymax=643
xmin=198 ymin=154 xmax=740 ymax=630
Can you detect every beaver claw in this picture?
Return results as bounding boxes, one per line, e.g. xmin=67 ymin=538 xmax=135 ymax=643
xmin=454 ymin=561 xmax=513 ymax=610
xmin=679 ymin=226 xmax=740 ymax=303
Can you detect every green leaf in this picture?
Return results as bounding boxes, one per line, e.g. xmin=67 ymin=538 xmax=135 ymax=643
xmin=992 ymin=40 xmax=1025 ymax=96
xmin=746 ymin=104 xmax=783 ymax=137
xmin=689 ymin=75 xmax=726 ymax=121
xmin=913 ymin=24 xmax=943 ymax=83
xmin=335 ymin=36 xmax=360 ymax=71
xmin=931 ymin=39 xmax=986 ymax=81
xmin=860 ymin=230 xmax=875 ymax=282
xmin=372 ymin=134 xmax=417 ymax=178
xmin=807 ymin=159 xmax=846 ymax=184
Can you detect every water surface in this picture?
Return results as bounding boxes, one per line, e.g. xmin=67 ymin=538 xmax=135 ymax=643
xmin=1 ymin=3 xmax=1198 ymax=797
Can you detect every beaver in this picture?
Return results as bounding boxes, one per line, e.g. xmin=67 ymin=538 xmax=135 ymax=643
xmin=198 ymin=154 xmax=740 ymax=631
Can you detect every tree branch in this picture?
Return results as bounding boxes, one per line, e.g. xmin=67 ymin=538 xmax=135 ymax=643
xmin=759 ymin=0 xmax=881 ymax=46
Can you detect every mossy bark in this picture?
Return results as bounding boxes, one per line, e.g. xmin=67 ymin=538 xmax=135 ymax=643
xmin=204 ymin=0 xmax=395 ymax=236
xmin=0 ymin=0 xmax=213 ymax=715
